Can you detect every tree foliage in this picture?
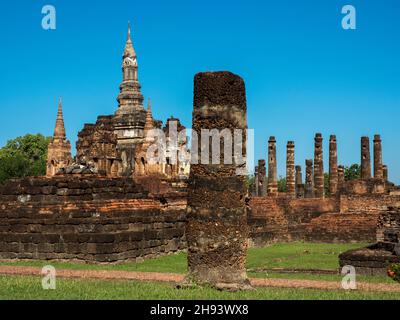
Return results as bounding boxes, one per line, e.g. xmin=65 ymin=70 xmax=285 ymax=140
xmin=246 ymin=174 xmax=255 ymax=190
xmin=278 ymin=176 xmax=286 ymax=193
xmin=0 ymin=134 xmax=51 ymax=184
xmin=344 ymin=164 xmax=361 ymax=181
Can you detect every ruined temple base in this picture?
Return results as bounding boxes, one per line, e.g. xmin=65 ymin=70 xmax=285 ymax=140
xmin=339 ymin=242 xmax=400 ymax=276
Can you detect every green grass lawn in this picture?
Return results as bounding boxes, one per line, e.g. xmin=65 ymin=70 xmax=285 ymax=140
xmin=1 ymin=242 xmax=397 ymax=300
xmin=0 ymin=276 xmax=399 ymax=300
xmin=0 ymin=242 xmax=366 ymax=274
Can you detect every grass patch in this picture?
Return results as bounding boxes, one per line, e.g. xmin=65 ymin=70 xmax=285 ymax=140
xmin=246 ymin=242 xmax=367 ymax=270
xmin=0 ymin=242 xmax=367 ymax=274
xmin=0 ymin=252 xmax=187 ymax=274
xmin=1 ymin=242 xmax=396 ymax=300
xmin=2 ymin=243 xmax=390 ymax=286
xmin=0 ymin=275 xmax=398 ymax=300
xmin=249 ymin=272 xmax=393 ymax=284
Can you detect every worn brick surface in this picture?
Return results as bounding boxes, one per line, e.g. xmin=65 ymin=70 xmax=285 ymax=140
xmin=0 ymin=176 xmax=187 ymax=263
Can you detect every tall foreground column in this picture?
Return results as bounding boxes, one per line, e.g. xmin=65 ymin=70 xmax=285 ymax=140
xmin=286 ymin=141 xmax=295 ymax=197
xmin=329 ymin=135 xmax=338 ymax=195
xmin=361 ymin=137 xmax=371 ymax=180
xmin=373 ymin=134 xmax=383 ymax=180
xmin=305 ymin=159 xmax=314 ymax=198
xmin=267 ymin=137 xmax=278 ymax=196
xmin=186 ymin=71 xmax=251 ymax=290
xmin=314 ymin=133 xmax=324 ymax=198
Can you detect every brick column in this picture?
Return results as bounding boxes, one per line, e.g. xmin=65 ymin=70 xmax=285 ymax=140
xmin=373 ymin=134 xmax=383 ymax=180
xmin=338 ymin=165 xmax=345 ymax=192
xmin=254 ymin=165 xmax=259 ymax=196
xmin=186 ymin=71 xmax=251 ymax=290
xmin=305 ymin=159 xmax=314 ymax=198
xmin=267 ymin=137 xmax=278 ymax=196
xmin=257 ymin=159 xmax=266 ymax=197
xmin=361 ymin=136 xmax=371 ymax=180
xmin=329 ymin=135 xmax=338 ymax=196
xmin=383 ymin=165 xmax=388 ymax=182
xmin=295 ymin=165 xmax=304 ymax=198
xmin=286 ymin=141 xmax=295 ymax=197
xmin=314 ymin=133 xmax=324 ymax=198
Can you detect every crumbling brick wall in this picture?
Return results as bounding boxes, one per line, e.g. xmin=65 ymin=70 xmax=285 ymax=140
xmin=248 ymin=197 xmax=337 ymax=245
xmin=304 ymin=213 xmax=379 ymax=243
xmin=248 ymin=195 xmax=398 ymax=245
xmin=0 ymin=177 xmax=186 ymax=262
xmin=339 ymin=194 xmax=400 ymax=214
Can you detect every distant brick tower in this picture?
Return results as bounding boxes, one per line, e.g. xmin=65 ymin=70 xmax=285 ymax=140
xmin=329 ymin=135 xmax=338 ymax=196
xmin=314 ymin=133 xmax=324 ymax=198
xmin=267 ymin=137 xmax=278 ymax=196
xmin=113 ymin=22 xmax=147 ymax=176
xmin=286 ymin=141 xmax=295 ymax=197
xmin=46 ymin=98 xmax=72 ymax=176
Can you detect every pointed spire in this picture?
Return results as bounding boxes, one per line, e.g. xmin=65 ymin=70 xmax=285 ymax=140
xmin=124 ymin=21 xmax=136 ymax=58
xmin=127 ymin=21 xmax=131 ymax=43
xmin=147 ymin=97 xmax=152 ymax=113
xmin=53 ymin=97 xmax=66 ymax=138
xmin=144 ymin=97 xmax=154 ymax=134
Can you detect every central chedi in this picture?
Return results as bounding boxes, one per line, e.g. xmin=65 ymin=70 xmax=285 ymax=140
xmin=185 ymin=71 xmax=252 ymax=291
xmin=113 ymin=22 xmax=147 ymax=176
xmin=46 ymin=22 xmax=190 ymax=179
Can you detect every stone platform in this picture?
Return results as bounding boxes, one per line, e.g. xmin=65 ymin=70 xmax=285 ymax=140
xmin=339 ymin=206 xmax=400 ymax=275
xmin=339 ymin=242 xmax=399 ymax=276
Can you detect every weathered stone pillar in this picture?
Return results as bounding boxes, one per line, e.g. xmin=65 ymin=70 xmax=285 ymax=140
xmin=186 ymin=71 xmax=251 ymax=290
xmin=267 ymin=137 xmax=278 ymax=196
xmin=373 ymin=134 xmax=383 ymax=180
xmin=329 ymin=135 xmax=338 ymax=196
xmin=383 ymin=165 xmax=388 ymax=182
xmin=254 ymin=165 xmax=259 ymax=196
xmin=295 ymin=165 xmax=304 ymax=198
xmin=361 ymin=136 xmax=371 ymax=180
xmin=305 ymin=159 xmax=314 ymax=198
xmin=338 ymin=165 xmax=345 ymax=192
xmin=286 ymin=141 xmax=295 ymax=197
xmin=314 ymin=133 xmax=324 ymax=198
xmin=257 ymin=160 xmax=266 ymax=197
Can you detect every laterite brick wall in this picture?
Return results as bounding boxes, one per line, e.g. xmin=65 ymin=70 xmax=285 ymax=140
xmin=0 ymin=177 xmax=187 ymax=262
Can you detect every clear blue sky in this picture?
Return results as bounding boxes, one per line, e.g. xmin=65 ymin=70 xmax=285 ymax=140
xmin=0 ymin=0 xmax=399 ymax=183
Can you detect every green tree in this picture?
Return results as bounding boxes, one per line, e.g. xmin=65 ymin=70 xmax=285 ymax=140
xmin=246 ymin=174 xmax=255 ymax=191
xmin=344 ymin=164 xmax=361 ymax=181
xmin=278 ymin=176 xmax=286 ymax=193
xmin=0 ymin=134 xmax=51 ymax=184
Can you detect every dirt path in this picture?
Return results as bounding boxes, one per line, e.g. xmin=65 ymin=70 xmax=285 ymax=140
xmin=0 ymin=266 xmax=399 ymax=293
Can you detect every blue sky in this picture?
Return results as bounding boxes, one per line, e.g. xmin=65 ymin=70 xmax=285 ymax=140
xmin=0 ymin=0 xmax=399 ymax=183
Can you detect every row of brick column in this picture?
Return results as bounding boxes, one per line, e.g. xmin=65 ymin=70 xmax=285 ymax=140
xmin=255 ymin=133 xmax=388 ymax=199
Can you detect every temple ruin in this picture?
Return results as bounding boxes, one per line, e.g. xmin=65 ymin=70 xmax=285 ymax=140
xmin=0 ymin=22 xmax=399 ymax=276
xmin=46 ymin=98 xmax=72 ymax=176
xmin=249 ymin=132 xmax=400 ymax=246
xmin=340 ymin=206 xmax=400 ymax=275
xmin=48 ymin=23 xmax=189 ymax=180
